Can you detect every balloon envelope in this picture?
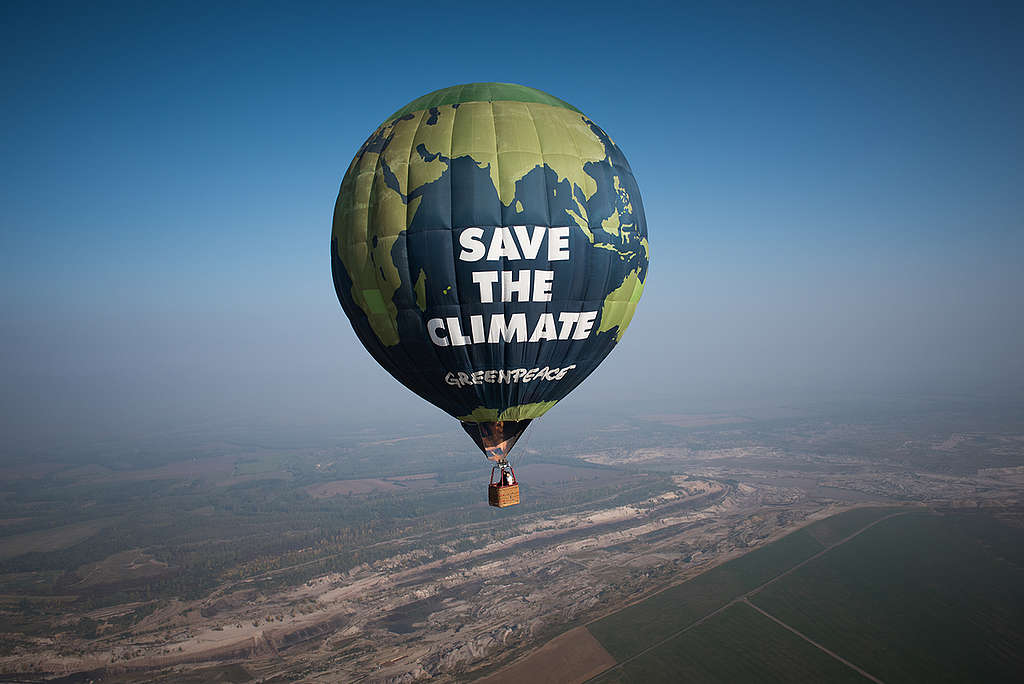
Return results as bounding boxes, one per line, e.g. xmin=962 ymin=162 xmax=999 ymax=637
xmin=331 ymin=83 xmax=648 ymax=459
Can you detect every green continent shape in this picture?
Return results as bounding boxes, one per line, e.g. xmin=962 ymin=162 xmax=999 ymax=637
xmin=388 ymin=82 xmax=581 ymax=120
xmin=458 ymin=401 xmax=559 ymax=422
xmin=332 ymin=105 xmax=453 ymax=347
xmin=413 ymin=269 xmax=426 ymax=312
xmin=598 ymin=268 xmax=645 ymax=341
xmin=333 ymin=146 xmax=401 ymax=347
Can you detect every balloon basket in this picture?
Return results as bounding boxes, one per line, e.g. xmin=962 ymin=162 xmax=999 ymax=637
xmin=488 ymin=464 xmax=520 ymax=508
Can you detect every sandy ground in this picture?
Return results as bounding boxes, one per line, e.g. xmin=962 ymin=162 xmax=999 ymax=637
xmin=477 ymin=626 xmax=616 ymax=684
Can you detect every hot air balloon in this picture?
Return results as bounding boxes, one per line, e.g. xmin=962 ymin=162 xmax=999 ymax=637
xmin=331 ymin=83 xmax=648 ymax=506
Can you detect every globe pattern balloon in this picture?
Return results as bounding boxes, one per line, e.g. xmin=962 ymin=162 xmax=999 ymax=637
xmin=331 ymin=83 xmax=649 ymax=465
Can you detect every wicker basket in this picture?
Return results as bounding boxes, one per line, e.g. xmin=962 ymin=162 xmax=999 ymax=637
xmin=488 ymin=483 xmax=520 ymax=508
xmin=488 ymin=464 xmax=520 ymax=507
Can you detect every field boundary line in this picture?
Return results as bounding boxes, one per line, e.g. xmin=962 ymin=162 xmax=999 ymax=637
xmin=744 ymin=511 xmax=910 ymax=599
xmin=743 ymin=598 xmax=885 ymax=684
xmin=586 ymin=510 xmax=914 ymax=681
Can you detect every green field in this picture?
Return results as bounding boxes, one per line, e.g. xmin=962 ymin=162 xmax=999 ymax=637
xmin=587 ymin=506 xmax=903 ymax=660
xmin=593 ymin=601 xmax=866 ymax=684
xmin=587 ymin=507 xmax=1024 ymax=683
xmin=752 ymin=512 xmax=1024 ymax=682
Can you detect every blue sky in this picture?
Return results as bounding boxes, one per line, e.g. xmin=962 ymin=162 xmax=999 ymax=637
xmin=2 ymin=0 xmax=1022 ymax=448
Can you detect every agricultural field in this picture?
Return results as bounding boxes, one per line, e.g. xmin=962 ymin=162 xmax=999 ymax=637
xmin=750 ymin=512 xmax=1024 ymax=683
xmin=587 ymin=506 xmax=903 ymax=661
xmin=592 ymin=602 xmax=866 ymax=684
xmin=585 ymin=508 xmax=1024 ymax=683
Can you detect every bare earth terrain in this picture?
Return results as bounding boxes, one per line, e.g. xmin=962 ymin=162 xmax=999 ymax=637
xmin=477 ymin=626 xmax=615 ymax=684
